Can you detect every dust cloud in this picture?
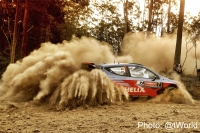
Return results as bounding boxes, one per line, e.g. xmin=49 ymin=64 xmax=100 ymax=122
xmin=0 ymin=33 xmax=196 ymax=109
xmin=149 ymin=73 xmax=194 ymax=104
xmin=58 ymin=69 xmax=129 ymax=110
xmin=121 ymin=32 xmax=196 ymax=104
xmin=122 ymin=32 xmax=200 ymax=75
xmin=0 ymin=36 xmax=130 ymax=109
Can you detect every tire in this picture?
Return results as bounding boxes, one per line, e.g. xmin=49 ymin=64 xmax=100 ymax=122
xmin=129 ymin=96 xmax=139 ymax=101
xmin=166 ymin=87 xmax=176 ymax=93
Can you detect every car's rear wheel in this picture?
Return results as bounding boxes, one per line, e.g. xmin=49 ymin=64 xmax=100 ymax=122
xmin=166 ymin=87 xmax=176 ymax=93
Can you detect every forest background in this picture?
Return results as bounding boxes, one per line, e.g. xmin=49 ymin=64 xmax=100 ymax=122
xmin=0 ymin=0 xmax=200 ymax=78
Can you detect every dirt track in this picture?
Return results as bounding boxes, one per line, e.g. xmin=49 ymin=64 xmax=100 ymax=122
xmin=0 ymin=76 xmax=200 ymax=133
xmin=0 ymin=100 xmax=200 ymax=133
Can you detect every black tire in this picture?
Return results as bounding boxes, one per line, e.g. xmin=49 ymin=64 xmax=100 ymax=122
xmin=166 ymin=87 xmax=176 ymax=93
xmin=129 ymin=96 xmax=139 ymax=101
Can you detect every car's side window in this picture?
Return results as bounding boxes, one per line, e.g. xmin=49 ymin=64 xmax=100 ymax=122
xmin=128 ymin=66 xmax=156 ymax=79
xmin=146 ymin=70 xmax=157 ymax=79
xmin=105 ymin=66 xmax=128 ymax=76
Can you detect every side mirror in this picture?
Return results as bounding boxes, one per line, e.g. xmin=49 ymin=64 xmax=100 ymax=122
xmin=152 ymin=75 xmax=157 ymax=81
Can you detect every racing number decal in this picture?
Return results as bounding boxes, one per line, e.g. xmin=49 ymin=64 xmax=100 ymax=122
xmin=157 ymin=82 xmax=162 ymax=87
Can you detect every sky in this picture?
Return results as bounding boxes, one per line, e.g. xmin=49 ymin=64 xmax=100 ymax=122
xmin=185 ymin=0 xmax=200 ymax=16
xmin=118 ymin=0 xmax=200 ymax=16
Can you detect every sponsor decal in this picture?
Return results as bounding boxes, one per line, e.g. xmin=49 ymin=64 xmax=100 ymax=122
xmin=125 ymin=86 xmax=145 ymax=93
xmin=136 ymin=81 xmax=144 ymax=85
xmin=139 ymin=81 xmax=144 ymax=85
xmin=144 ymin=82 xmax=157 ymax=86
xmin=140 ymin=81 xmax=162 ymax=87
xmin=118 ymin=82 xmax=131 ymax=87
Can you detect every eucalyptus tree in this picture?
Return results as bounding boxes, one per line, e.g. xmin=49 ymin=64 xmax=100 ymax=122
xmin=174 ymin=0 xmax=185 ymax=67
xmin=182 ymin=12 xmax=200 ymax=72
xmin=61 ymin=0 xmax=91 ymax=40
xmin=62 ymin=0 xmax=124 ymax=53
xmin=0 ymin=0 xmax=21 ymax=63
xmin=166 ymin=0 xmax=178 ymax=33
xmin=146 ymin=0 xmax=178 ymax=36
xmin=121 ymin=0 xmax=149 ymax=32
xmin=0 ymin=0 xmax=17 ymax=77
xmin=0 ymin=0 xmax=65 ymax=77
xmin=147 ymin=0 xmax=153 ymax=31
xmin=92 ymin=1 xmax=124 ymax=53
xmin=21 ymin=0 xmax=29 ymax=58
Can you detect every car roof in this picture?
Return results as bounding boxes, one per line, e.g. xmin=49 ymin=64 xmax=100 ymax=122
xmin=97 ymin=63 xmax=143 ymax=67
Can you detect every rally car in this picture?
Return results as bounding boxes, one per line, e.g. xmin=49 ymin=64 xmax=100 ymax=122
xmin=81 ymin=62 xmax=178 ymax=98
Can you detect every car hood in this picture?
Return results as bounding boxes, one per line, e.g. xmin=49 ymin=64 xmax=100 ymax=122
xmin=160 ymin=76 xmax=182 ymax=88
xmin=160 ymin=76 xmax=177 ymax=84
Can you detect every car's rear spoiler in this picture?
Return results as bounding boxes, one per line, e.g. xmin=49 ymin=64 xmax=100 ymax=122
xmin=81 ymin=62 xmax=96 ymax=71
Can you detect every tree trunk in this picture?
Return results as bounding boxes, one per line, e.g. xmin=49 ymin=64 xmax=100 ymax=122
xmin=167 ymin=0 xmax=171 ymax=33
xmin=21 ymin=0 xmax=29 ymax=58
xmin=174 ymin=0 xmax=185 ymax=65
xmin=10 ymin=0 xmax=20 ymax=63
xmin=147 ymin=0 xmax=153 ymax=31
xmin=123 ymin=0 xmax=128 ymax=34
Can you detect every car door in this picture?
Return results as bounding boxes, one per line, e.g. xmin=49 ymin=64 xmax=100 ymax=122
xmin=127 ymin=65 xmax=162 ymax=97
xmin=103 ymin=65 xmax=134 ymax=88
